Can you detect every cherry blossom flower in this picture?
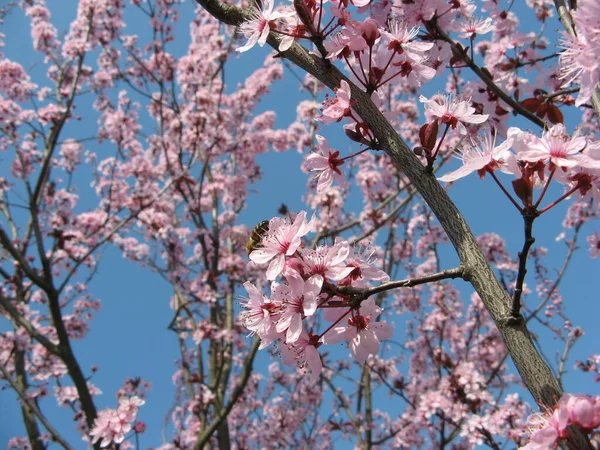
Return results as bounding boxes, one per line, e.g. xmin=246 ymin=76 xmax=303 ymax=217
xmin=520 ymin=398 xmax=569 ymax=449
xmin=89 ymin=396 xmax=145 ymax=448
xmin=281 ymin=329 xmax=323 ymax=382
xmin=516 ymin=124 xmax=600 ymax=170
xmin=390 ymin=51 xmax=437 ymax=87
xmin=587 ymin=231 xmax=600 ymax=259
xmin=0 ymin=60 xmax=37 ymax=101
xmin=323 ymin=298 xmax=393 ymax=364
xmin=438 ymin=128 xmax=514 ymax=182
xmin=249 ymin=211 xmax=314 ymax=280
xmin=324 ymin=31 xmax=354 ymax=59
xmin=559 ymin=0 xmax=600 ymax=106
xmin=305 ymin=135 xmax=345 ymax=193
xmin=324 ymin=24 xmax=369 ymax=58
xmin=59 ymin=139 xmax=83 ymax=173
xmin=240 ymin=281 xmax=282 ymax=348
xmin=319 ymin=80 xmax=353 ymax=124
xmin=276 ymin=11 xmax=301 ymax=51
xmin=566 ymin=394 xmax=600 ymax=430
xmin=338 ymin=245 xmax=390 ymax=286
xmin=381 ymin=18 xmax=434 ymax=60
xmin=420 ymin=94 xmax=489 ymax=135
xmin=117 ymin=396 xmax=145 ymax=422
xmin=519 ymin=394 xmax=600 ymax=450
xmin=455 ymin=17 xmax=494 ymax=40
xmin=272 ymin=270 xmax=320 ymax=343
xmin=236 ymin=0 xmax=294 ymax=53
xmin=300 ymin=239 xmax=355 ymax=288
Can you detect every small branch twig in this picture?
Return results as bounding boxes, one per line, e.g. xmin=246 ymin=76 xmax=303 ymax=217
xmin=430 ymin=21 xmax=547 ymax=129
xmin=511 ymin=212 xmax=536 ymax=320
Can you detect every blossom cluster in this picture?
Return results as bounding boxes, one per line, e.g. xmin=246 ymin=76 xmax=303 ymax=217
xmin=520 ymin=394 xmax=600 ymax=449
xmin=436 ymin=123 xmax=600 ymax=213
xmin=236 ymin=0 xmax=440 ymax=94
xmin=241 ymin=211 xmax=392 ymax=381
xmin=559 ymin=0 xmax=600 ymax=106
xmin=89 ymin=396 xmax=145 ymax=448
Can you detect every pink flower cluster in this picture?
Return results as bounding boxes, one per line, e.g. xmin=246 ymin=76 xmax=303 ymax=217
xmin=559 ymin=0 xmax=600 ymax=106
xmin=236 ymin=0 xmax=438 ymax=93
xmin=437 ymin=124 xmax=600 ymax=212
xmin=243 ymin=211 xmax=392 ymax=381
xmin=89 ymin=396 xmax=145 ymax=448
xmin=520 ymin=394 xmax=600 ymax=449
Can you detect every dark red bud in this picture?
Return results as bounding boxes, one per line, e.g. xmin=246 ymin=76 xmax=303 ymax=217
xmin=512 ymin=178 xmax=533 ymax=207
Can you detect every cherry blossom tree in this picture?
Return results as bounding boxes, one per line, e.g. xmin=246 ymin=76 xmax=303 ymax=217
xmin=1 ymin=0 xmax=600 ymax=449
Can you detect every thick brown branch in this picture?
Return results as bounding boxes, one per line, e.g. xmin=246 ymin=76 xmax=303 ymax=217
xmin=46 ymin=288 xmax=98 ymax=432
xmin=14 ymin=350 xmax=45 ymax=450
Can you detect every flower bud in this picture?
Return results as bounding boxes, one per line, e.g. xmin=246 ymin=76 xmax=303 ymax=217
xmin=361 ymin=19 xmax=380 ymax=47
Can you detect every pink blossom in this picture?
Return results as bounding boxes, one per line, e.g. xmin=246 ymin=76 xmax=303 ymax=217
xmin=240 ymin=281 xmax=282 ymax=348
xmin=300 ymin=239 xmax=355 ymax=288
xmin=281 ymin=329 xmax=322 ymax=382
xmin=25 ymin=3 xmax=59 ymax=55
xmin=0 ymin=59 xmax=37 ymax=101
xmin=520 ymin=395 xmax=570 ymax=450
xmin=389 ymin=51 xmax=436 ymax=87
xmin=381 ymin=18 xmax=434 ymax=60
xmin=324 ymin=25 xmax=369 ymax=59
xmin=338 ymin=245 xmax=390 ymax=286
xmin=516 ymin=124 xmax=600 ymax=170
xmin=455 ymin=17 xmax=494 ymax=39
xmin=117 ymin=396 xmax=145 ymax=422
xmin=420 ymin=94 xmax=489 ymax=135
xmin=323 ymin=298 xmax=393 ymax=364
xmin=319 ymin=80 xmax=353 ymax=124
xmin=89 ymin=396 xmax=144 ymax=448
xmin=566 ymin=394 xmax=600 ymax=430
xmin=276 ymin=11 xmax=301 ymax=52
xmin=236 ymin=0 xmax=294 ymax=52
xmin=358 ymin=19 xmax=381 ymax=47
xmin=438 ymin=128 xmax=514 ymax=182
xmin=305 ymin=135 xmax=345 ymax=193
xmin=249 ymin=211 xmax=314 ymax=280
xmin=272 ymin=270 xmax=320 ymax=343
xmin=587 ymin=231 xmax=600 ymax=258
xmin=559 ymin=0 xmax=600 ymax=106
xmin=59 ymin=139 xmax=83 ymax=173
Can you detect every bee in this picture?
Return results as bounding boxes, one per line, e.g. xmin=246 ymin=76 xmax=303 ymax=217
xmin=246 ymin=220 xmax=270 ymax=256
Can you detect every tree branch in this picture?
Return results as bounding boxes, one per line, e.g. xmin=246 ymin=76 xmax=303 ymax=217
xmin=430 ymin=20 xmax=548 ymax=129
xmin=192 ymin=2 xmax=593 ymax=447
xmin=193 ymin=337 xmax=260 ymax=450
xmin=0 ymin=362 xmax=76 ymax=450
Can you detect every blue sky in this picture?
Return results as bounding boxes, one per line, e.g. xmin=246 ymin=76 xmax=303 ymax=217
xmin=1 ymin=1 xmax=599 ymax=448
